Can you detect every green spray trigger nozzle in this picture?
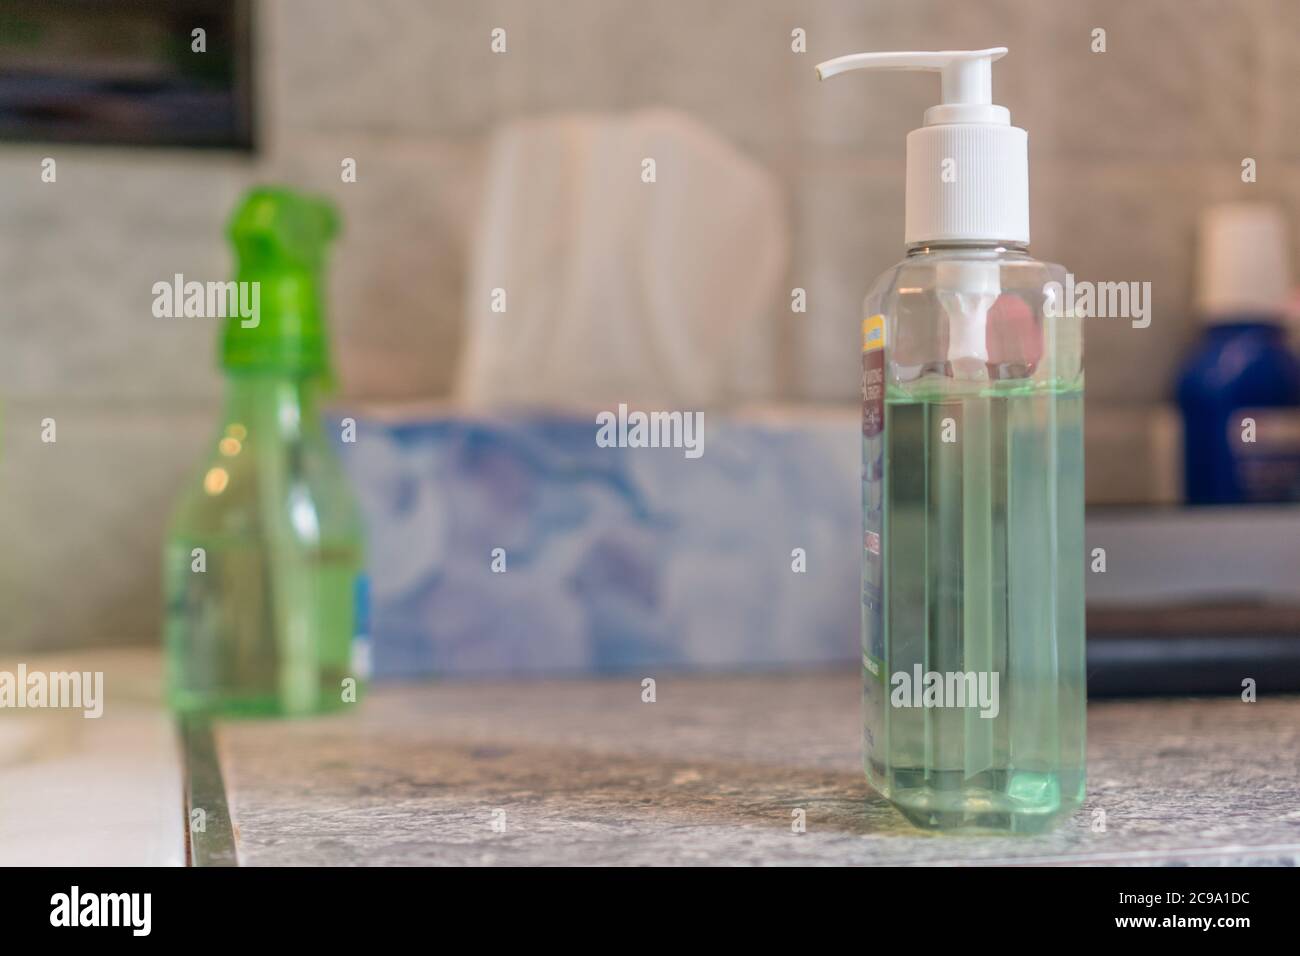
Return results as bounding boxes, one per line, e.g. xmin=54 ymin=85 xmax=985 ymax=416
xmin=221 ymin=186 xmax=341 ymax=381
xmin=229 ymin=187 xmax=339 ymax=271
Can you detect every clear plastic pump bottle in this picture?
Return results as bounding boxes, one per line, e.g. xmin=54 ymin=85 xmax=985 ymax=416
xmin=818 ymin=49 xmax=1086 ymax=832
xmin=165 ymin=188 xmax=367 ymax=717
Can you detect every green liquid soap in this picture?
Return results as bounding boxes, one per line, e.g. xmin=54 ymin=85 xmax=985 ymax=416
xmin=863 ymin=382 xmax=1086 ymax=833
xmin=165 ymin=189 xmax=367 ymax=717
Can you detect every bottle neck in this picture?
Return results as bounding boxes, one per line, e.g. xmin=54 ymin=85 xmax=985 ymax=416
xmin=906 ymin=240 xmax=1030 ymax=257
xmin=220 ymin=371 xmax=324 ymax=442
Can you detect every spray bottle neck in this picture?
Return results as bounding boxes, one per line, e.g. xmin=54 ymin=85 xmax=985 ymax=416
xmin=221 ymin=371 xmax=325 ymax=444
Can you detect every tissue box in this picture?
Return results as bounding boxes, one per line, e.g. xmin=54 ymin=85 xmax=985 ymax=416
xmin=336 ymin=406 xmax=860 ymax=678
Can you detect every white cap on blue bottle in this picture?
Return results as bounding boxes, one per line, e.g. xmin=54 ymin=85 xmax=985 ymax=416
xmin=1196 ymin=202 xmax=1290 ymax=321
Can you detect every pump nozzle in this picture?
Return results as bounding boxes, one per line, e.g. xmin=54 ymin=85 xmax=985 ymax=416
xmin=814 ymin=47 xmax=1027 ymax=245
xmin=816 ymin=48 xmax=1009 ymax=126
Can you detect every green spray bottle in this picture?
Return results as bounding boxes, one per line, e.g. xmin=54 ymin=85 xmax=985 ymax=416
xmin=165 ymin=187 xmax=367 ymax=716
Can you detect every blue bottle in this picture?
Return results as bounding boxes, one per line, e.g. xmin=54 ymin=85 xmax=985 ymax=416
xmin=1177 ymin=203 xmax=1300 ymax=504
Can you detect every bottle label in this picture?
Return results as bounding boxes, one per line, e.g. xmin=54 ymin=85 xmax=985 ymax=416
xmin=1229 ymin=408 xmax=1300 ymax=502
xmin=862 ymin=314 xmax=887 ymax=763
xmin=861 ymin=314 xmax=886 ymax=680
xmin=352 ymin=573 xmax=373 ymax=680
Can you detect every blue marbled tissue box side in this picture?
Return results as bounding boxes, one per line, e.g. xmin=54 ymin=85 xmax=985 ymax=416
xmin=336 ymin=411 xmax=860 ymax=678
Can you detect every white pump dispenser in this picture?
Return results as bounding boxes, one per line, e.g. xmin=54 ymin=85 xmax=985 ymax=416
xmin=815 ymin=48 xmax=1028 ymax=247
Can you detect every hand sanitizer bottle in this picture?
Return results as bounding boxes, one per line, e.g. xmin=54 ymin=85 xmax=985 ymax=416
xmin=817 ymin=49 xmax=1085 ymax=832
xmin=165 ymin=187 xmax=368 ymax=717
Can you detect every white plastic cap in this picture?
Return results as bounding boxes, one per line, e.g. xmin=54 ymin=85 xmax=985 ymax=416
xmin=1196 ymin=202 xmax=1291 ymax=320
xmin=815 ymin=48 xmax=1028 ymax=247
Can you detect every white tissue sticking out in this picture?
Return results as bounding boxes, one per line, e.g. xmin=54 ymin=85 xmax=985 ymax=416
xmin=456 ymin=109 xmax=787 ymax=408
xmin=936 ymin=261 xmax=1000 ymax=381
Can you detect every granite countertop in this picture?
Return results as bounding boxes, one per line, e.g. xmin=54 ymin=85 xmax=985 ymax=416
xmin=212 ymin=673 xmax=1300 ymax=866
xmin=6 ymin=650 xmax=1294 ymax=866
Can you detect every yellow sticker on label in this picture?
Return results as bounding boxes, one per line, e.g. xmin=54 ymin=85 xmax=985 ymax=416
xmin=862 ymin=314 xmax=885 ymax=353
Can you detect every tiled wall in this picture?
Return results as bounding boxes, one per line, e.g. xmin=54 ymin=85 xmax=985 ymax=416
xmin=1 ymin=0 xmax=1297 ymax=652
